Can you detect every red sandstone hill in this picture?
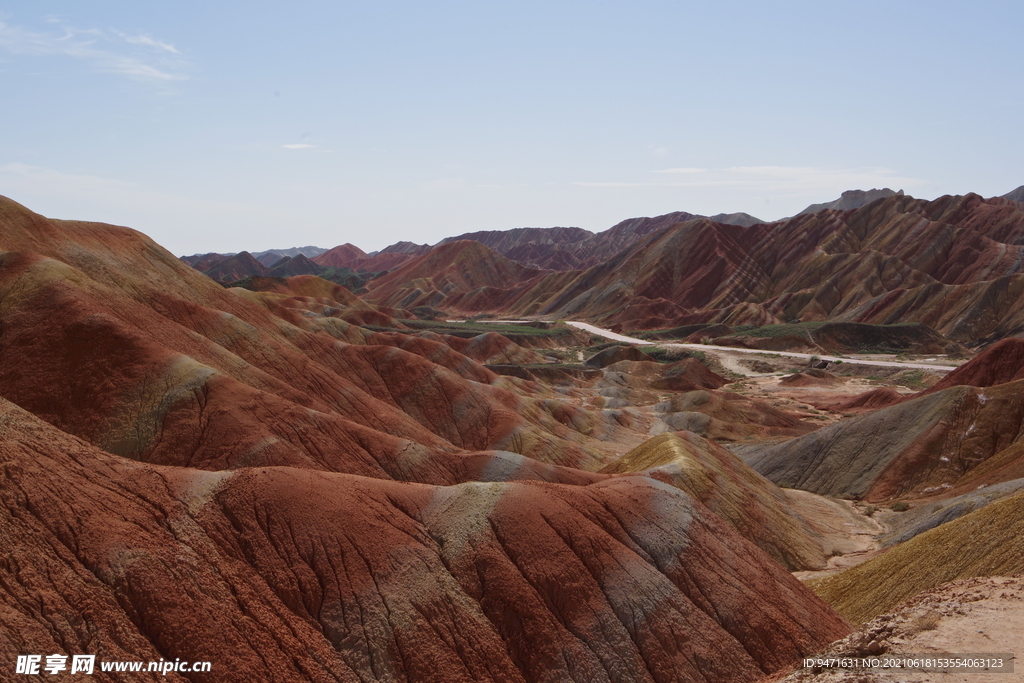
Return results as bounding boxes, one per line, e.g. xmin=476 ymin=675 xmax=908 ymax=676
xmin=741 ymin=336 xmax=1024 ymax=505
xmin=0 ymin=194 xmax=851 ymax=681
xmin=736 ymin=379 xmax=1024 ymax=502
xmin=438 ymin=226 xmax=596 ymax=270
xmin=312 ymin=242 xmax=369 ymax=268
xmin=463 ymin=191 xmax=1024 ymax=340
xmin=429 ymin=211 xmax=763 ymax=273
xmin=816 ymin=387 xmax=906 ymax=414
xmin=0 ymin=397 xmax=849 ymax=683
xmin=201 ymin=250 xmax=271 ymax=282
xmin=184 ymin=190 xmax=1024 ymax=344
xmin=600 ymin=432 xmax=833 ymax=571
xmin=312 ymin=242 xmax=430 ymax=273
xmin=923 ymin=337 xmax=1024 ymax=393
xmin=363 ymin=240 xmax=551 ymax=311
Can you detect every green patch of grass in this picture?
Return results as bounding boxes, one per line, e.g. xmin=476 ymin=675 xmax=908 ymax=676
xmin=642 ymin=346 xmax=710 ymax=365
xmin=587 ymin=340 xmax=631 ymax=353
xmin=520 ymin=363 xmax=591 ymax=370
xmin=409 ymin=306 xmax=446 ymax=320
xmin=723 ymin=322 xmax=828 ymax=339
xmin=896 ymin=369 xmax=928 ymax=390
xmin=396 ymin=319 xmax=572 ymax=340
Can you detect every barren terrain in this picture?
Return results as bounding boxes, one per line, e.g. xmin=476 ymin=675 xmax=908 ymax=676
xmin=7 ymin=190 xmax=1024 ymax=682
xmin=774 ymin=576 xmax=1023 ymax=683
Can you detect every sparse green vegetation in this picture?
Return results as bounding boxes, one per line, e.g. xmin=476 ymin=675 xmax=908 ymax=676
xmin=409 ymin=306 xmax=446 ymax=320
xmin=587 ymin=340 xmax=631 ymax=353
xmin=891 ymin=501 xmax=910 ymax=512
xmin=224 ymin=275 xmax=288 ymax=290
xmin=397 ymin=319 xmax=570 ymax=339
xmin=642 ymin=346 xmax=710 ymax=365
xmin=633 ymin=324 xmax=720 ymax=340
xmin=895 ymin=369 xmax=928 ymax=390
xmin=541 ymin=348 xmax=575 ymax=362
xmin=520 ymin=363 xmax=590 ymax=371
xmin=727 ymin=322 xmax=828 ymax=338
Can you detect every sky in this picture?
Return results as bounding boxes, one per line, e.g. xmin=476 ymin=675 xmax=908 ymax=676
xmin=1 ymin=1 xmax=1021 ymax=256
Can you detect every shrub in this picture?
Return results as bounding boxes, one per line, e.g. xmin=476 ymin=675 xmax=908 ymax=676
xmin=910 ymin=610 xmax=941 ymax=632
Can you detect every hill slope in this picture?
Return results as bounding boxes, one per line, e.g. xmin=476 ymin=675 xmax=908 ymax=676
xmin=0 ymin=194 xmax=851 ymax=681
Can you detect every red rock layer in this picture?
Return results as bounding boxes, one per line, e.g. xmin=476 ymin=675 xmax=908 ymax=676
xmin=650 ymin=358 xmax=729 ymax=392
xmin=923 ymin=337 xmax=1024 ymax=393
xmin=742 ymin=380 xmax=1024 ymax=501
xmin=364 ymin=240 xmax=551 ymax=311
xmin=813 ymin=387 xmax=906 ymax=414
xmin=362 ymin=193 xmax=1024 ymax=341
xmin=311 ymin=242 xmax=370 ymax=268
xmin=0 ymin=194 xmax=853 ymax=681
xmin=0 ymin=398 xmax=849 ymax=683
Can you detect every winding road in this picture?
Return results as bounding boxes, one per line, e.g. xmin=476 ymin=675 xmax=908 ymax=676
xmin=564 ymin=321 xmax=960 ymax=373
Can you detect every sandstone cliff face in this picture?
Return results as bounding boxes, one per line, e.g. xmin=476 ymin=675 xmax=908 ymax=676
xmin=0 ymin=194 xmax=849 ymax=681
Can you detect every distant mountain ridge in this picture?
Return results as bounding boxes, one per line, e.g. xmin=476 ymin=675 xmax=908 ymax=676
xmin=182 ymin=209 xmax=765 ymax=275
xmin=355 ymin=189 xmax=1024 ymax=343
xmin=182 ymin=245 xmax=327 ymax=268
xmin=708 ymin=211 xmax=763 ymax=227
xmin=182 ymin=189 xmax=1024 ymax=274
xmin=1003 ymin=185 xmax=1024 ymax=203
xmin=180 ymin=188 xmax=1024 ymax=343
xmin=797 ymin=188 xmax=903 ymax=215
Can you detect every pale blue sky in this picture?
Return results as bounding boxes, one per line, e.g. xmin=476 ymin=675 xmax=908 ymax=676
xmin=1 ymin=1 xmax=1021 ymax=255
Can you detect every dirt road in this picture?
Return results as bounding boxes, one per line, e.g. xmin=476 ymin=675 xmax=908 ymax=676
xmin=565 ymin=321 xmax=959 ymax=373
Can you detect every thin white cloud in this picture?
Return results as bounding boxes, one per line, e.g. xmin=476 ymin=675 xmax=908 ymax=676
xmin=0 ymin=19 xmax=187 ymax=82
xmin=652 ymin=167 xmax=708 ymax=175
xmin=725 ymin=166 xmax=819 ymax=176
xmin=113 ymin=31 xmax=180 ymax=54
xmin=282 ymin=144 xmax=316 ymax=149
xmin=571 ymin=182 xmax=650 ymax=188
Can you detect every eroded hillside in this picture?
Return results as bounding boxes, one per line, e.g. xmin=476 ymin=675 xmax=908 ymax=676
xmin=9 ymin=188 xmax=1024 ymax=682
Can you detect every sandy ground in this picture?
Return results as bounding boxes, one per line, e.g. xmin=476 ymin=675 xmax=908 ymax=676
xmin=770 ymin=576 xmax=1024 ymax=683
xmin=785 ymin=490 xmax=887 ymax=581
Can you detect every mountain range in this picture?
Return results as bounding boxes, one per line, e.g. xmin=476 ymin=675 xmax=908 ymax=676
xmin=1 ymin=193 xmax=859 ymax=682
xmin=183 ymin=187 xmax=1024 ymax=345
xmin=6 ymin=184 xmax=1024 ymax=682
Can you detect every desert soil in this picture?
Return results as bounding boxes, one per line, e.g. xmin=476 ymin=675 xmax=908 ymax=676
xmin=785 ymin=490 xmax=886 ymax=581
xmin=771 ymin=576 xmax=1024 ymax=683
